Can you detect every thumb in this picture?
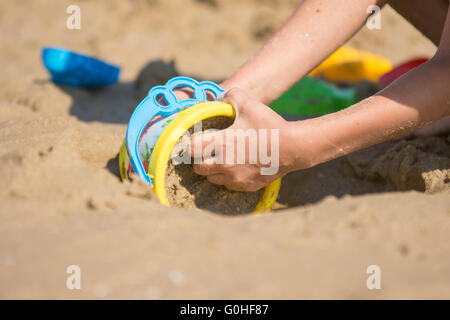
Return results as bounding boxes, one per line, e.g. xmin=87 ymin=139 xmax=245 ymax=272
xmin=219 ymin=88 xmax=251 ymax=125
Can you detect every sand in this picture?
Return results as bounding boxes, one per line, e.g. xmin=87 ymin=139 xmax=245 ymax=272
xmin=0 ymin=0 xmax=449 ymax=299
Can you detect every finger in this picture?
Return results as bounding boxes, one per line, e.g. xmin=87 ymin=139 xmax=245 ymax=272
xmin=157 ymin=95 xmax=168 ymax=106
xmin=219 ymin=87 xmax=247 ymax=104
xmin=174 ymin=87 xmax=194 ymax=100
xmin=224 ymin=183 xmax=248 ymax=192
xmin=193 ymin=161 xmax=223 ymax=176
xmin=218 ymin=91 xmax=226 ymax=101
xmin=223 ymin=172 xmax=268 ymax=192
xmin=206 ymin=173 xmax=226 ymax=185
xmin=219 ymin=87 xmax=251 ymax=119
xmin=188 ymin=131 xmax=216 ymax=158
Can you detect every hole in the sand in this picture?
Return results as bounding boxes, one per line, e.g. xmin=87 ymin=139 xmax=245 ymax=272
xmin=86 ymin=198 xmax=98 ymax=210
xmin=398 ymin=243 xmax=410 ymax=256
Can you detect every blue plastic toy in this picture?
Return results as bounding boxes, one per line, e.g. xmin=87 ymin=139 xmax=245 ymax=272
xmin=124 ymin=76 xmax=225 ymax=185
xmin=41 ymin=47 xmax=120 ymax=87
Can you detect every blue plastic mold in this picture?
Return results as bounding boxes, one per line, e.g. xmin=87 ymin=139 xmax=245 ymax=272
xmin=125 ymin=76 xmax=225 ymax=185
xmin=41 ymin=47 xmax=120 ymax=87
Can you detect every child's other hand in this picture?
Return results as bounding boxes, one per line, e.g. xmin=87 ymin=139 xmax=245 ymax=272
xmin=172 ymin=87 xmax=218 ymax=102
xmin=156 ymin=87 xmax=195 ymax=105
xmin=173 ymin=87 xmax=194 ymax=101
xmin=189 ymin=88 xmax=302 ymax=192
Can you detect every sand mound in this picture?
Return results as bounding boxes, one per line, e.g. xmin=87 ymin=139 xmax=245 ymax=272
xmin=348 ymin=136 xmax=450 ymax=193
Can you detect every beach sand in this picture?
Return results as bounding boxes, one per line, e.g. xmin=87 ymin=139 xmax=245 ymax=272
xmin=0 ymin=0 xmax=449 ymax=299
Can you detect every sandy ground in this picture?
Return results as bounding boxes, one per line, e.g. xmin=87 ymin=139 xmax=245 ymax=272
xmin=0 ymin=0 xmax=449 ymax=299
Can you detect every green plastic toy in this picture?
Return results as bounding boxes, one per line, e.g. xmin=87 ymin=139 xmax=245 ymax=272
xmin=270 ymin=76 xmax=357 ymax=117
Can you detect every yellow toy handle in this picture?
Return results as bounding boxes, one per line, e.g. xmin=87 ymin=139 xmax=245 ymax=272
xmin=149 ymin=101 xmax=281 ymax=213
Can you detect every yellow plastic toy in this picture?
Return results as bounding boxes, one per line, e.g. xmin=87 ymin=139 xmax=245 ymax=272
xmin=310 ymin=46 xmax=393 ymax=82
xmin=149 ymin=101 xmax=281 ymax=213
xmin=119 ymin=77 xmax=281 ymax=214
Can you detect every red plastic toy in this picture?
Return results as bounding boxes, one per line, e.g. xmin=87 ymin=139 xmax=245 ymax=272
xmin=379 ymin=58 xmax=429 ymax=85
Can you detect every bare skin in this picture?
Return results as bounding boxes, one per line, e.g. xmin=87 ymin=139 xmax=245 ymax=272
xmin=188 ymin=0 xmax=450 ymax=191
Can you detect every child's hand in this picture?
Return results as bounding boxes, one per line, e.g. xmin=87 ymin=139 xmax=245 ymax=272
xmin=160 ymin=87 xmax=218 ymax=104
xmin=189 ymin=88 xmax=302 ymax=191
xmin=173 ymin=87 xmax=194 ymax=101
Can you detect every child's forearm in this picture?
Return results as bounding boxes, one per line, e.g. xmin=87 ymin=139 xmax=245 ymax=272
xmin=287 ymin=56 xmax=450 ymax=169
xmin=222 ymin=0 xmax=387 ymax=104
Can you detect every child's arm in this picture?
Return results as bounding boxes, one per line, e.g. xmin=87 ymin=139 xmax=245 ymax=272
xmin=288 ymin=7 xmax=450 ymax=169
xmin=288 ymin=54 xmax=450 ymax=169
xmin=221 ymin=0 xmax=388 ymax=104
xmin=190 ymin=5 xmax=450 ymax=192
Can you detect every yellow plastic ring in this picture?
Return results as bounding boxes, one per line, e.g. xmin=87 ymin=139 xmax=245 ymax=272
xmin=149 ymin=101 xmax=281 ymax=213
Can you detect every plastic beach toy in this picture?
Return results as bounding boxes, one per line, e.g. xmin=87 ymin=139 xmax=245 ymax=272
xmin=270 ymin=47 xmax=393 ymax=117
xmin=310 ymin=46 xmax=393 ymax=83
xmin=379 ymin=58 xmax=428 ymax=85
xmin=119 ymin=76 xmax=281 ymax=213
xmin=41 ymin=47 xmax=120 ymax=87
xmin=270 ymin=76 xmax=358 ymax=116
